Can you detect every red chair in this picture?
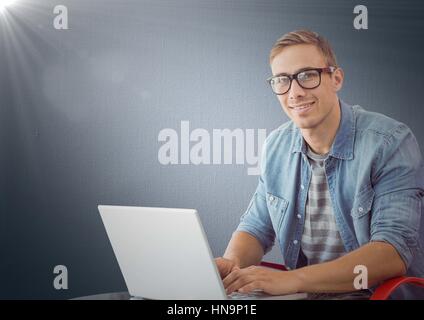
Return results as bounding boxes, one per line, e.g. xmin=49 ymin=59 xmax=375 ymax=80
xmin=260 ymin=261 xmax=424 ymax=300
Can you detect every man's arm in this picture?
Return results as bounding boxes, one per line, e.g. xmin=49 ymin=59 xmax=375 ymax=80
xmin=223 ymin=240 xmax=406 ymax=294
xmin=222 ymin=231 xmax=265 ymax=268
xmin=293 ymin=241 xmax=406 ymax=292
xmin=215 ymin=231 xmax=265 ymax=279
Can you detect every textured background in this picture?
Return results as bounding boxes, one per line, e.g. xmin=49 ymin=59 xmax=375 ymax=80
xmin=1 ymin=0 xmax=423 ymax=298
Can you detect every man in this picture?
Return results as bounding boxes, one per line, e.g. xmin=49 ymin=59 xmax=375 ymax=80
xmin=215 ymin=30 xmax=424 ymax=299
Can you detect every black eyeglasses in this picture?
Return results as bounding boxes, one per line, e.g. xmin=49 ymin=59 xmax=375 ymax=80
xmin=267 ymin=66 xmax=336 ymax=95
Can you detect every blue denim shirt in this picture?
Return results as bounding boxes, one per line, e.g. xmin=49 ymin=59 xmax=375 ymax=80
xmin=236 ymin=100 xmax=424 ymax=299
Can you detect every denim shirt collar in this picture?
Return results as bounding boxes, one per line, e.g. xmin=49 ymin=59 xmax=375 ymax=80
xmin=291 ymin=100 xmax=355 ymax=160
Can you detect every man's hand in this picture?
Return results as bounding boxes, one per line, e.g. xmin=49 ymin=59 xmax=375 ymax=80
xmin=223 ymin=265 xmax=301 ymax=295
xmin=215 ymin=257 xmax=240 ymax=279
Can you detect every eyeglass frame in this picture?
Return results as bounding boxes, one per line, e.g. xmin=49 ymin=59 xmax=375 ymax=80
xmin=266 ymin=66 xmax=337 ymax=95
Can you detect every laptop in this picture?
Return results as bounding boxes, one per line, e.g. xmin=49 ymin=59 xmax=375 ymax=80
xmin=98 ymin=205 xmax=307 ymax=300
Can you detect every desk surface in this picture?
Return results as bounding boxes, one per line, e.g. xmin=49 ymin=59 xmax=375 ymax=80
xmin=73 ymin=292 xmax=131 ymax=300
xmin=73 ymin=291 xmax=371 ymax=300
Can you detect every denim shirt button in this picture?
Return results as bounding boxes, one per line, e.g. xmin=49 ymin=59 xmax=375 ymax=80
xmin=358 ymin=207 xmax=364 ymax=212
xmin=300 ymin=184 xmax=305 ymax=190
xmin=297 ymin=214 xmax=301 ymax=219
xmin=293 ymin=240 xmax=298 ymax=245
xmin=269 ymin=195 xmax=274 ymax=201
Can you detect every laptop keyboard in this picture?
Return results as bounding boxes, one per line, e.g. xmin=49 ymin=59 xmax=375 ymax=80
xmin=228 ymin=290 xmax=267 ymax=300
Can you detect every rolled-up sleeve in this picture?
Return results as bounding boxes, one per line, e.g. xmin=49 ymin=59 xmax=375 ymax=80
xmin=235 ymin=132 xmax=276 ymax=254
xmin=236 ymin=176 xmax=276 ymax=254
xmin=370 ymin=124 xmax=424 ymax=269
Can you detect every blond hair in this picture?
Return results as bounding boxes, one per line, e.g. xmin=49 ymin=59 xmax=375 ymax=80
xmin=269 ymin=29 xmax=338 ymax=67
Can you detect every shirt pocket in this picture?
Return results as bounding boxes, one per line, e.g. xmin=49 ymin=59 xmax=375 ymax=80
xmin=266 ymin=192 xmax=289 ymax=232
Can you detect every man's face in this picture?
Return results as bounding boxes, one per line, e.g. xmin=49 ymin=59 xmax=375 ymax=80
xmin=270 ymin=44 xmax=343 ymax=130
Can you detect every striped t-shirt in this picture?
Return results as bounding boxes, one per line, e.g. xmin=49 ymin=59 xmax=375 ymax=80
xmin=301 ymin=145 xmax=346 ymax=265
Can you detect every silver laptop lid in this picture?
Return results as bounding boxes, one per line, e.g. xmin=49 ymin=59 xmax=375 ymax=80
xmin=98 ymin=205 xmax=226 ymax=300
